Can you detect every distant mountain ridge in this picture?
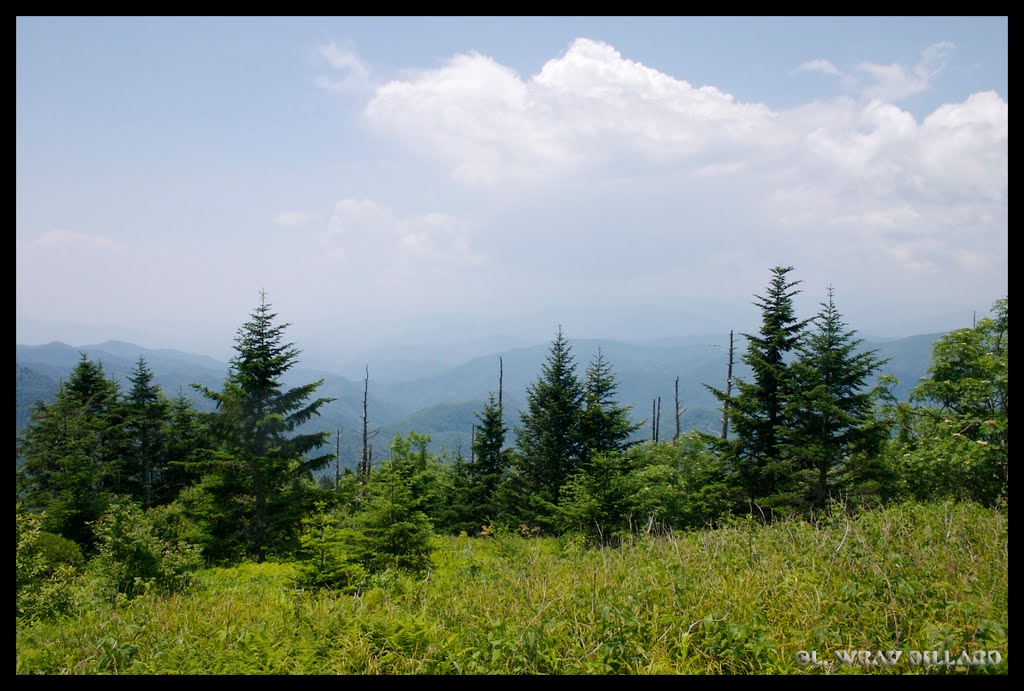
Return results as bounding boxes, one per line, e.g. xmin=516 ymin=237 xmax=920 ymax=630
xmin=16 ymin=332 xmax=945 ymax=471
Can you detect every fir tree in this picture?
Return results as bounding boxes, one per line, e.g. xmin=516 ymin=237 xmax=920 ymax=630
xmin=195 ymin=291 xmax=335 ymax=562
xmin=579 ymin=346 xmax=642 ymax=463
xmin=121 ymin=357 xmax=172 ymax=508
xmin=707 ymin=266 xmax=811 ymax=515
xmin=351 ymin=460 xmax=434 ymax=575
xmin=466 ymin=392 xmax=509 ymax=527
xmin=787 ymin=287 xmax=889 ymax=510
xmin=16 ymin=355 xmax=122 ymax=547
xmin=514 ymin=326 xmax=585 ymax=522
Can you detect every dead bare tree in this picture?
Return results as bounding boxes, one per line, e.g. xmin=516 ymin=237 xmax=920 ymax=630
xmin=673 ymin=377 xmax=681 ymax=444
xmin=722 ymin=330 xmax=734 ymax=440
xmin=360 ymin=365 xmax=380 ymax=480
xmin=652 ymin=396 xmax=661 ymax=443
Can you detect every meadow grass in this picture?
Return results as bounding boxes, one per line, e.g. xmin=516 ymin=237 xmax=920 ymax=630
xmin=16 ymin=500 xmax=1007 ymax=674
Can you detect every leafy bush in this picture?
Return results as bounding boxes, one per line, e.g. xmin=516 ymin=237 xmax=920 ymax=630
xmin=88 ymin=500 xmax=204 ymax=600
xmin=16 ymin=504 xmax=82 ymax=621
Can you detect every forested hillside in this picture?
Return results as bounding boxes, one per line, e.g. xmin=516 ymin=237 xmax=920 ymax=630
xmin=15 ymin=325 xmax=944 ymax=466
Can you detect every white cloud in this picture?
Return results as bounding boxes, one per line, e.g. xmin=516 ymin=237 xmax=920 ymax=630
xmin=795 ymin=58 xmax=840 ymax=76
xmin=351 ymin=36 xmax=1005 ymax=317
xmin=856 ymin=41 xmax=955 ymax=103
xmin=316 ymin=199 xmax=483 ymax=291
xmin=365 ymin=38 xmax=775 ymax=185
xmin=31 ymin=229 xmax=126 ymax=252
xmin=918 ymin=90 xmax=1008 ymax=201
xmin=315 ymin=42 xmax=370 ymax=93
xmin=272 ymin=210 xmax=314 ymax=226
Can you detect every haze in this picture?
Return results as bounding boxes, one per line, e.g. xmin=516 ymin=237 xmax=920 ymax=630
xmin=16 ymin=17 xmax=1007 ymax=367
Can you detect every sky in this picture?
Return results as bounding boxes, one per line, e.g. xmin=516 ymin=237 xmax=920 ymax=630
xmin=16 ymin=16 xmax=1008 ymax=368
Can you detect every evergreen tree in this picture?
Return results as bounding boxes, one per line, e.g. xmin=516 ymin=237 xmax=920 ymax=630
xmin=579 ymin=347 xmax=642 ymax=463
xmin=162 ymin=391 xmax=207 ymax=499
xmin=707 ymin=266 xmax=811 ymax=515
xmin=387 ymin=431 xmax=450 ymax=525
xmin=195 ymin=291 xmax=335 ymax=562
xmin=787 ymin=287 xmax=890 ymax=511
xmin=120 ymin=357 xmax=172 ymax=508
xmin=297 ymin=500 xmax=365 ymax=592
xmin=351 ymin=460 xmax=434 ymax=575
xmin=556 ymin=450 xmax=635 ymax=543
xmin=465 ymin=392 xmax=510 ymax=528
xmin=438 ymin=450 xmax=473 ymax=534
xmin=16 ymin=355 xmax=123 ymax=547
xmin=514 ymin=326 xmax=585 ymax=524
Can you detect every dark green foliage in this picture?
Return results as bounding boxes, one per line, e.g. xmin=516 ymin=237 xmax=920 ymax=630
xmin=513 ymin=327 xmax=586 ymax=526
xmin=512 ymin=331 xmax=645 ymax=532
xmin=707 ymin=266 xmax=811 ymax=516
xmin=657 ymin=433 xmax=740 ymax=529
xmin=162 ymin=391 xmax=209 ymax=500
xmin=436 ymin=450 xmax=477 ymax=535
xmin=16 ymin=355 xmax=123 ymax=547
xmin=460 ymin=393 xmax=511 ymax=529
xmin=195 ymin=292 xmax=335 ymax=562
xmin=786 ymin=287 xmax=890 ymax=511
xmin=580 ymin=347 xmax=642 ymax=463
xmin=120 ymin=357 xmax=173 ymax=508
xmin=556 ymin=433 xmax=740 ymax=542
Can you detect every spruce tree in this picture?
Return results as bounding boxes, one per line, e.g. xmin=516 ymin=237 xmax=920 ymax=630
xmin=196 ymin=291 xmax=335 ymax=562
xmin=162 ymin=391 xmax=207 ymax=500
xmin=466 ymin=392 xmax=509 ymax=527
xmin=787 ymin=287 xmax=889 ymax=510
xmin=351 ymin=460 xmax=434 ymax=575
xmin=708 ymin=266 xmax=811 ymax=515
xmin=514 ymin=326 xmax=585 ymax=520
xmin=579 ymin=346 xmax=642 ymax=463
xmin=16 ymin=355 xmax=123 ymax=547
xmin=121 ymin=357 xmax=172 ymax=508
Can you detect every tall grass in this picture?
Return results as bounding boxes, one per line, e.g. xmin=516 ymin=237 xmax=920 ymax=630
xmin=16 ymin=500 xmax=1007 ymax=674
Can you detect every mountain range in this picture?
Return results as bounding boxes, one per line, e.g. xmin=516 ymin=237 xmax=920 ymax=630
xmin=15 ymin=331 xmax=943 ymax=474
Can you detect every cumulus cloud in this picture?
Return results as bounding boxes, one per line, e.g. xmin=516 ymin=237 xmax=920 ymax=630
xmin=365 ymin=38 xmax=776 ymax=184
xmin=349 ymin=36 xmax=1004 ymax=326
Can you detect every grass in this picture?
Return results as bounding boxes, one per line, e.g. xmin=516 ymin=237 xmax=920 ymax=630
xmin=16 ymin=499 xmax=1007 ymax=674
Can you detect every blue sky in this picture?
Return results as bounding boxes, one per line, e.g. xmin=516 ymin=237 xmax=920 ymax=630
xmin=16 ymin=16 xmax=1008 ymax=366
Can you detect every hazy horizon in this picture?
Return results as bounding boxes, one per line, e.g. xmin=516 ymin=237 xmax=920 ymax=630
xmin=16 ymin=301 xmax=977 ymax=378
xmin=17 ymin=17 xmax=1007 ymax=367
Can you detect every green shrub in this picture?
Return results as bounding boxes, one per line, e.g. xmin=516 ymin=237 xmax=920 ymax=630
xmin=88 ymin=500 xmax=204 ymax=599
xmin=16 ymin=504 xmax=82 ymax=621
